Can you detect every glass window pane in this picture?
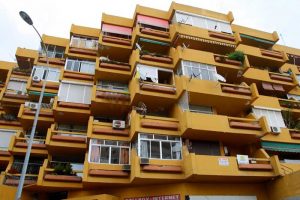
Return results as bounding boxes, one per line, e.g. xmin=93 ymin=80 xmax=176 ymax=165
xmin=161 ymin=142 xmax=171 ymax=159
xmin=73 ymin=61 xmax=80 ymax=72
xmin=140 ymin=140 xmax=150 ymax=158
xmin=100 ymin=146 xmax=109 ymax=163
xmin=150 ymin=141 xmax=160 ymax=159
xmin=111 ymin=147 xmax=120 ymax=164
xmin=90 ymin=146 xmax=100 ymax=162
xmin=120 ymin=148 xmax=129 ymax=164
xmin=105 ymin=140 xmax=118 ymax=146
xmin=172 ymin=142 xmax=182 ymax=159
xmin=154 ymin=135 xmax=167 ymax=140
xmin=66 ymin=60 xmax=73 ymax=71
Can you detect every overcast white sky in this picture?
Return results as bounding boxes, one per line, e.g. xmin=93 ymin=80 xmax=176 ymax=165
xmin=0 ymin=0 xmax=299 ymax=62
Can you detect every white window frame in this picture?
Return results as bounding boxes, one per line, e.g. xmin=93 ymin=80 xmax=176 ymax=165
xmin=88 ymin=139 xmax=131 ymax=165
xmin=58 ymin=81 xmax=93 ymax=104
xmin=172 ymin=10 xmax=233 ymax=34
xmin=252 ymin=106 xmax=286 ymax=128
xmin=31 ymin=66 xmax=60 ymax=82
xmin=136 ymin=64 xmax=174 ymax=85
xmin=0 ymin=129 xmax=16 ymax=151
xmin=6 ymin=78 xmax=27 ymax=94
xmin=40 ymin=44 xmax=65 ymax=58
xmin=179 ymin=60 xmax=217 ymax=81
xmin=97 ymin=80 xmax=128 ymax=92
xmin=137 ymin=133 xmax=182 ymax=160
xmin=287 ymin=94 xmax=300 ymax=101
xmin=70 ymin=36 xmax=98 ymax=50
xmin=65 ymin=59 xmax=95 ymax=74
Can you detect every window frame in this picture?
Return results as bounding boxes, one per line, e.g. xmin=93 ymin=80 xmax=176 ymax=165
xmin=137 ymin=133 xmax=182 ymax=160
xmin=252 ymin=107 xmax=286 ymax=128
xmin=136 ymin=64 xmax=175 ymax=85
xmin=58 ymin=81 xmax=93 ymax=104
xmin=31 ymin=66 xmax=61 ymax=82
xmin=0 ymin=129 xmax=16 ymax=151
xmin=70 ymin=36 xmax=98 ymax=50
xmin=180 ymin=60 xmax=217 ymax=81
xmin=6 ymin=79 xmax=27 ymax=94
xmin=65 ymin=59 xmax=95 ymax=74
xmin=88 ymin=139 xmax=131 ymax=165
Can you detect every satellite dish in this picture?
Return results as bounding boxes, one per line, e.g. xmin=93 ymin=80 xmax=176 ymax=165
xmin=135 ymin=43 xmax=142 ymax=51
xmin=214 ymin=74 xmax=226 ymax=82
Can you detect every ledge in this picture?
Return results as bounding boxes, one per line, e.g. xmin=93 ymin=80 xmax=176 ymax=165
xmin=269 ymin=74 xmax=293 ymax=82
xmin=140 ymin=83 xmax=176 ymax=94
xmin=44 ymin=174 xmax=82 ymax=182
xmin=221 ymin=86 xmax=252 ymax=95
xmin=102 ymin=36 xmax=131 ymax=46
xmin=140 ymin=28 xmax=169 ymax=38
xmin=51 ymin=135 xmax=86 ymax=143
xmin=100 ymin=62 xmax=131 ymax=71
xmin=89 ymin=169 xmax=129 ymax=177
xmin=0 ymin=150 xmax=11 ymax=156
xmin=31 ymin=82 xmax=59 ymax=90
xmin=142 ymin=164 xmax=182 ymax=173
xmin=69 ymin=47 xmax=97 ymax=56
xmin=63 ymin=71 xmax=94 ymax=81
xmin=58 ymin=102 xmax=90 ymax=109
xmin=93 ymin=127 xmax=129 ymax=136
xmin=229 ymin=121 xmax=261 ymax=130
xmin=15 ymin=142 xmax=46 ymax=149
xmin=261 ymin=49 xmax=283 ymax=59
xmin=96 ymin=91 xmax=130 ymax=101
xmin=208 ymin=31 xmax=235 ymax=42
xmin=5 ymin=178 xmax=36 ymax=186
xmin=141 ymin=121 xmax=179 ymax=130
xmin=4 ymin=93 xmax=28 ymax=99
xmin=238 ymin=163 xmax=273 ymax=171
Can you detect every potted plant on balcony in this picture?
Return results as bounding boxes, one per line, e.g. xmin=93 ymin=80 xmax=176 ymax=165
xmin=227 ymin=51 xmax=245 ymax=64
xmin=53 ymin=162 xmax=75 ymax=176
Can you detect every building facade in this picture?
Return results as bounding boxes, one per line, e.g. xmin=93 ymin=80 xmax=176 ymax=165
xmin=0 ymin=2 xmax=300 ymax=200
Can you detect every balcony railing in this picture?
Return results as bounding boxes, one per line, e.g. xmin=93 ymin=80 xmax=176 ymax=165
xmin=260 ymin=49 xmax=284 ymax=59
xmin=90 ymin=117 xmax=129 ymax=137
xmin=279 ymin=99 xmax=300 ymax=109
xmin=96 ymin=88 xmax=130 ymax=101
xmin=237 ymin=157 xmax=273 ymax=171
xmin=139 ymin=81 xmax=176 ymax=94
xmin=50 ymin=126 xmax=87 ymax=144
xmin=140 ymin=27 xmax=170 ymax=38
xmin=99 ymin=60 xmax=131 ymax=71
xmin=140 ymin=51 xmax=173 ymax=64
xmin=269 ymin=72 xmax=293 ymax=83
xmin=289 ymin=129 xmax=300 ymax=140
xmin=220 ymin=83 xmax=252 ymax=96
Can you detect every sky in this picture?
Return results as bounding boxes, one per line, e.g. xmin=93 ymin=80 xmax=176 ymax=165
xmin=0 ymin=0 xmax=300 ymax=62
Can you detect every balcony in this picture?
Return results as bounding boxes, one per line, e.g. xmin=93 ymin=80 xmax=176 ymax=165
xmin=95 ymin=58 xmax=132 ymax=82
xmin=91 ymin=85 xmax=130 ymax=117
xmin=37 ymin=53 xmax=66 ymax=66
xmin=242 ymin=68 xmax=297 ymax=95
xmin=178 ymin=76 xmax=258 ymax=115
xmin=53 ymin=97 xmax=91 ymax=124
xmin=131 ymin=149 xmax=185 ymax=183
xmin=8 ymin=132 xmax=47 ymax=157
xmin=4 ymin=161 xmax=41 ymax=186
xmin=132 ymin=24 xmax=171 ymax=52
xmin=129 ymin=110 xmax=180 ymax=139
xmin=184 ymin=151 xmax=281 ymax=182
xmin=172 ymin=46 xmax=250 ymax=83
xmin=67 ymin=40 xmax=98 ymax=59
xmin=236 ymin=44 xmax=288 ymax=68
xmin=170 ymin=24 xmax=236 ymax=55
xmin=180 ymin=111 xmax=268 ymax=142
xmin=232 ymin=24 xmax=279 ymax=48
xmin=1 ymin=88 xmax=29 ymax=110
xmin=27 ymin=77 xmax=60 ymax=98
xmin=0 ymin=114 xmax=22 ymax=130
xmin=87 ymin=116 xmax=129 ymax=139
xmin=129 ymin=77 xmax=179 ymax=109
xmin=15 ymin=48 xmax=38 ymax=69
xmin=130 ymin=50 xmax=173 ymax=69
xmin=279 ymin=99 xmax=300 ymax=118
xmin=18 ymin=103 xmax=54 ymax=130
xmin=37 ymin=159 xmax=83 ymax=189
xmin=83 ymin=153 xmax=131 ymax=186
xmin=46 ymin=124 xmax=87 ymax=155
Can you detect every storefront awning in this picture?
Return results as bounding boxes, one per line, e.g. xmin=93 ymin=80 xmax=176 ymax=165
xmin=28 ymin=91 xmax=56 ymax=97
xmin=261 ymin=141 xmax=300 ymax=153
xmin=178 ymin=34 xmax=236 ymax=48
xmin=240 ymin=33 xmax=275 ymax=45
xmin=102 ymin=24 xmax=132 ymax=36
xmin=137 ymin=15 xmax=169 ymax=29
xmin=139 ymin=38 xmax=170 ymax=46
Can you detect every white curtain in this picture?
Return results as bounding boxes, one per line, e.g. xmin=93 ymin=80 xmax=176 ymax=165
xmin=80 ymin=62 xmax=95 ymax=74
xmin=138 ymin=64 xmax=158 ymax=83
xmin=0 ymin=130 xmax=16 ymax=150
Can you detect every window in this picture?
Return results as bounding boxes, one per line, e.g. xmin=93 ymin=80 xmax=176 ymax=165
xmin=31 ymin=66 xmax=60 ymax=82
xmin=70 ymin=36 xmax=98 ymax=50
xmin=6 ymin=79 xmax=27 ymax=94
xmin=102 ymin=24 xmax=132 ymax=39
xmin=252 ymin=107 xmax=286 ymax=128
xmin=189 ymin=140 xmax=220 ymax=156
xmin=57 ymin=124 xmax=87 ymax=132
xmin=88 ymin=139 xmax=130 ymax=164
xmin=65 ymin=59 xmax=95 ymax=74
xmin=97 ymin=80 xmax=128 ymax=92
xmin=0 ymin=129 xmax=16 ymax=151
xmin=287 ymin=94 xmax=300 ymax=101
xmin=172 ymin=11 xmax=233 ymax=34
xmin=136 ymin=15 xmax=169 ymax=31
xmin=137 ymin=64 xmax=174 ymax=84
xmin=179 ymin=60 xmax=217 ymax=81
xmin=137 ymin=133 xmax=182 ymax=160
xmin=58 ymin=82 xmax=92 ymax=104
xmin=40 ymin=45 xmax=65 ymax=58
xmin=189 ymin=105 xmax=213 ymax=114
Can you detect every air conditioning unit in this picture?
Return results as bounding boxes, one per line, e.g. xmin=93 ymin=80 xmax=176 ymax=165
xmin=33 ymin=75 xmax=41 ymax=82
xmin=112 ymin=120 xmax=126 ymax=129
xmin=25 ymin=102 xmax=38 ymax=110
xmin=270 ymin=126 xmax=281 ymax=134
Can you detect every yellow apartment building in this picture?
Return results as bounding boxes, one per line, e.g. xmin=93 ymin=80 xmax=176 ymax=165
xmin=0 ymin=2 xmax=300 ymax=200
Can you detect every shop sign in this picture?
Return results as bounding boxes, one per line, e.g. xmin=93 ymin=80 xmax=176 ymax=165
xmin=125 ymin=194 xmax=180 ymax=200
